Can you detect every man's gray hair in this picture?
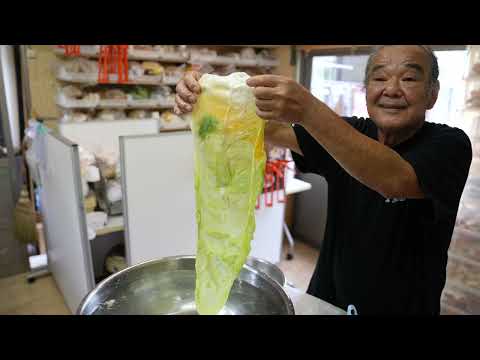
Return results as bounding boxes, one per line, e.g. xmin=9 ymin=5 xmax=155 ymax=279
xmin=364 ymin=45 xmax=440 ymax=90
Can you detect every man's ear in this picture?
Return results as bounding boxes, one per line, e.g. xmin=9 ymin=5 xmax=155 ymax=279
xmin=427 ymin=81 xmax=440 ymax=110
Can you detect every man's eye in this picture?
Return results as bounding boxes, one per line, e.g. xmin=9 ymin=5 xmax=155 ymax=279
xmin=373 ymin=77 xmax=386 ymax=81
xmin=403 ymin=77 xmax=416 ymax=82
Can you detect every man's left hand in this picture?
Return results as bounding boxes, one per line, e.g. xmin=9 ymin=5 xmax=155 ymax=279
xmin=246 ymin=75 xmax=317 ymax=125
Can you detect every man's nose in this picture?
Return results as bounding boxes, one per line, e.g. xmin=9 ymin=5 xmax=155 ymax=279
xmin=383 ymin=78 xmax=402 ymax=97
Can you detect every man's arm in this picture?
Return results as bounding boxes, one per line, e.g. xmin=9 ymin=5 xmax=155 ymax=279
xmin=301 ymin=101 xmax=424 ymax=199
xmin=246 ymin=75 xmax=424 ymax=200
xmin=264 ymin=121 xmax=302 ymax=156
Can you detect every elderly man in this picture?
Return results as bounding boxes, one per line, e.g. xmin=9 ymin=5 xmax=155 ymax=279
xmin=175 ymin=45 xmax=472 ymax=315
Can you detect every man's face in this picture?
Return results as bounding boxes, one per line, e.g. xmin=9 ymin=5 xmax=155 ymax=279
xmin=366 ymin=46 xmax=439 ymax=133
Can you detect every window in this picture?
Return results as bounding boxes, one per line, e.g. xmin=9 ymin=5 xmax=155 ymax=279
xmin=425 ymin=50 xmax=468 ymax=130
xmin=309 ymin=54 xmax=369 ymax=118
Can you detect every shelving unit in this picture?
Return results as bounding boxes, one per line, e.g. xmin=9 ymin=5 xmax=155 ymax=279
xmin=53 ymin=45 xmax=280 ymax=130
xmin=54 ymin=46 xmax=182 ymax=133
xmin=54 ymin=45 xmax=188 ymax=63
xmin=52 ymin=43 xmax=281 ymax=162
xmin=56 ymin=70 xmax=180 ymax=86
xmin=56 ymin=96 xmax=175 ymax=110
xmin=53 ymin=45 xmax=280 ymax=68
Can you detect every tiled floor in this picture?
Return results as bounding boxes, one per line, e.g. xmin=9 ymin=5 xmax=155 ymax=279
xmin=0 ymin=272 xmax=71 ymax=315
xmin=278 ymin=241 xmax=319 ymax=291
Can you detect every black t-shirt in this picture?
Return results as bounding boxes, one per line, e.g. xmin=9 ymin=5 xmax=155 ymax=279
xmin=291 ymin=117 xmax=472 ymax=315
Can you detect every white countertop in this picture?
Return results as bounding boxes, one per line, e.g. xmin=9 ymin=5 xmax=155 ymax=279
xmin=285 ymin=286 xmax=346 ymax=315
xmin=95 ymin=215 xmax=124 ymax=236
xmin=286 ymin=178 xmax=312 ymax=196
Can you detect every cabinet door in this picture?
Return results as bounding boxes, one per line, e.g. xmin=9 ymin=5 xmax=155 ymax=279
xmin=250 ymin=198 xmax=285 ymax=264
xmin=121 ymin=132 xmax=196 ymax=265
xmin=39 ymin=133 xmax=94 ymax=313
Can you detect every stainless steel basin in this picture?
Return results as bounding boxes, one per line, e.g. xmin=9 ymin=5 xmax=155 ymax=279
xmin=77 ymin=255 xmax=294 ymax=315
xmin=246 ymin=256 xmax=286 ymax=287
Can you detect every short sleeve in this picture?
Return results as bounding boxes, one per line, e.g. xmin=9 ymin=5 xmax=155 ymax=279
xmin=291 ymin=124 xmax=337 ymax=178
xmin=402 ymin=126 xmax=472 ymax=217
xmin=291 ymin=117 xmax=372 ymax=179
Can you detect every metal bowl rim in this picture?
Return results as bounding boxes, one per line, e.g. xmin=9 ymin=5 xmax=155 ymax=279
xmin=77 ymin=255 xmax=294 ymax=315
xmin=246 ymin=256 xmax=286 ymax=286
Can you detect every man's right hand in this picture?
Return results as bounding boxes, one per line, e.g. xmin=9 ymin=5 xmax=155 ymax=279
xmin=174 ymin=71 xmax=202 ymax=115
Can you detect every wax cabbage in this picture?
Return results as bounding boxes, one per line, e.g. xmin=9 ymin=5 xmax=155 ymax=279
xmin=190 ymin=72 xmax=266 ymax=315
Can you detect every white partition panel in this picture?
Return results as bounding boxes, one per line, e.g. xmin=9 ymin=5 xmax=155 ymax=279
xmin=121 ymin=131 xmax=287 ymax=266
xmin=39 ymin=132 xmax=94 ymax=313
xmin=58 ymin=119 xmax=159 ymax=156
xmin=120 ymin=132 xmax=197 ymax=265
xmin=250 ymin=195 xmax=285 ymax=264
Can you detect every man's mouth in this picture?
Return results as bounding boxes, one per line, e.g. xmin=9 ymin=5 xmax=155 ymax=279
xmin=378 ymin=103 xmax=408 ymax=110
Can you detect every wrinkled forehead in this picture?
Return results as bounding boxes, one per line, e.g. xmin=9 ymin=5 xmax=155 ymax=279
xmin=371 ymin=45 xmax=431 ymax=72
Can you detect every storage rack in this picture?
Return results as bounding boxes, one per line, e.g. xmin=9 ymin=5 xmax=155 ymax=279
xmin=53 ymin=45 xmax=280 ymax=131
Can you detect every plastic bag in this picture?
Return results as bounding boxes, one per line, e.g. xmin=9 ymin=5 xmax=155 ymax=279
xmin=190 ymin=72 xmax=266 ymax=315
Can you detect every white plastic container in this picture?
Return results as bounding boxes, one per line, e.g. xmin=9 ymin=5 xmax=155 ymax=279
xmin=57 ymin=67 xmax=98 ymax=84
xmin=158 ymin=51 xmax=189 ymax=63
xmin=98 ymin=98 xmax=128 ymax=109
xmin=256 ymin=58 xmax=280 ymax=68
xmin=163 ymin=73 xmax=182 ymax=85
xmin=80 ymin=45 xmax=100 ymax=56
xmin=56 ymin=92 xmax=100 ymax=109
xmin=130 ymin=74 xmax=163 ymax=85
xmin=127 ymin=95 xmax=159 ymax=109
xmin=128 ymin=46 xmax=161 ymax=60
xmin=86 ymin=211 xmax=108 ymax=231
xmin=236 ymin=58 xmax=258 ymax=67
xmin=159 ymin=112 xmax=189 ymax=130
xmin=189 ymin=52 xmax=218 ymax=64
xmin=155 ymin=95 xmax=175 ymax=109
